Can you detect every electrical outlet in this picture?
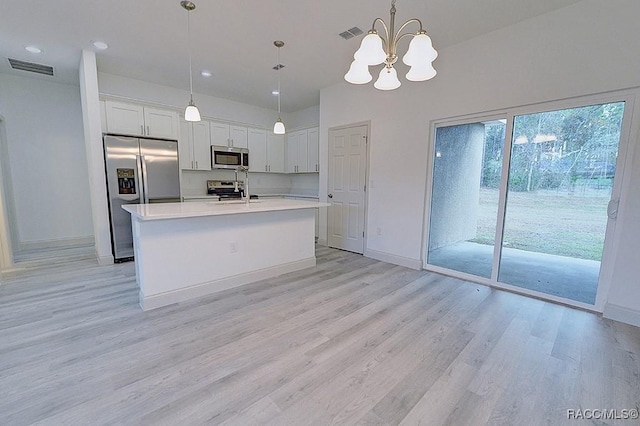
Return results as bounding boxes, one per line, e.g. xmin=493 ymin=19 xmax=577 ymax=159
xmin=377 ymin=227 xmax=382 ymax=236
xmin=229 ymin=242 xmax=238 ymax=253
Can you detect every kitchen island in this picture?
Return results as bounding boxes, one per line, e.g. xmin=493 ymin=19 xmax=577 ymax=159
xmin=122 ymin=199 xmax=329 ymax=310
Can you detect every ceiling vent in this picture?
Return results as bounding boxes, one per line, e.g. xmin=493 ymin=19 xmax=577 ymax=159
xmin=7 ymin=58 xmax=54 ymax=76
xmin=272 ymin=64 xmax=285 ymax=71
xmin=339 ymin=27 xmax=364 ymax=40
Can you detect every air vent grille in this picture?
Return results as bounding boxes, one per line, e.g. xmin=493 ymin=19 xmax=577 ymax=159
xmin=339 ymin=27 xmax=364 ymax=40
xmin=272 ymin=64 xmax=285 ymax=70
xmin=8 ymin=58 xmax=54 ymax=76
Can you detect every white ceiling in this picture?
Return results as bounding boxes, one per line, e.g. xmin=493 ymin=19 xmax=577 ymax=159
xmin=0 ymin=0 xmax=584 ymax=112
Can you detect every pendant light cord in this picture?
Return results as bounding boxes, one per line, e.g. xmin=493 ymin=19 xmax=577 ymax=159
xmin=277 ymin=45 xmax=281 ymax=117
xmin=188 ymin=9 xmax=194 ymax=101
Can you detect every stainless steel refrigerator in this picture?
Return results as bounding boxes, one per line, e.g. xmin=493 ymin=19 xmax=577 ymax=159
xmin=103 ymin=134 xmax=180 ymax=261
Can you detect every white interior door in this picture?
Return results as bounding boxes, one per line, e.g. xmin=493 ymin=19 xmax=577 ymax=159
xmin=328 ymin=125 xmax=367 ymax=253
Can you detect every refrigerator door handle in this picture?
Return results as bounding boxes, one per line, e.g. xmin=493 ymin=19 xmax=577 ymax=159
xmin=136 ymin=154 xmax=146 ymax=204
xmin=141 ymin=155 xmax=150 ymax=204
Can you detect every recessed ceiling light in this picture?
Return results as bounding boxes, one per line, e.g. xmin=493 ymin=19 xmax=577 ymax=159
xmin=25 ymin=46 xmax=41 ymax=54
xmin=92 ymin=40 xmax=109 ymax=50
xmin=272 ymin=90 xmax=279 ymax=95
xmin=201 ymin=70 xmax=212 ymax=77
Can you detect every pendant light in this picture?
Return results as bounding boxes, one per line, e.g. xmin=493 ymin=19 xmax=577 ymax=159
xmin=181 ymin=1 xmax=201 ymax=122
xmin=273 ymin=41 xmax=285 ymax=135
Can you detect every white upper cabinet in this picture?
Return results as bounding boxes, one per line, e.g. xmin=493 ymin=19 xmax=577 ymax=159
xmin=248 ymin=128 xmax=268 ymax=171
xmin=287 ymin=128 xmax=318 ymax=173
xmin=307 ymin=127 xmax=319 ymax=172
xmin=179 ymin=119 xmax=211 ymax=171
xmin=210 ymin=122 xmax=248 ymax=149
xmin=248 ymin=129 xmax=285 ymax=173
xmin=267 ymin=133 xmax=285 ymax=173
xmin=230 ymin=126 xmax=248 ymax=149
xmin=143 ymin=107 xmax=180 ymax=140
xmin=104 ymin=101 xmax=178 ymax=139
xmin=210 ymin=122 xmax=230 ymax=147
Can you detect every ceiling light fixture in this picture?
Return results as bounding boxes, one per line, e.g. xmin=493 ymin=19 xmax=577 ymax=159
xmin=345 ymin=0 xmax=438 ymax=90
xmin=181 ymin=0 xmax=201 ymax=122
xmin=201 ymin=70 xmax=212 ymax=77
xmin=273 ymin=41 xmax=285 ymax=135
xmin=91 ymin=41 xmax=109 ymax=50
xmin=25 ymin=46 xmax=41 ymax=54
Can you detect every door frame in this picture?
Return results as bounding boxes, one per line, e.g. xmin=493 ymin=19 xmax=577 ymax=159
xmin=422 ymin=88 xmax=639 ymax=312
xmin=327 ymin=121 xmax=371 ymax=254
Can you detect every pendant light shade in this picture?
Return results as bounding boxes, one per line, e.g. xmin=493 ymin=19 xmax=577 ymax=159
xmin=273 ymin=41 xmax=286 ymax=135
xmin=181 ymin=1 xmax=201 ymax=122
xmin=185 ymin=99 xmax=201 ymax=121
xmin=344 ymin=60 xmax=373 ymax=84
xmin=374 ymin=66 xmax=401 ymax=90
xmin=273 ymin=118 xmax=285 ymax=135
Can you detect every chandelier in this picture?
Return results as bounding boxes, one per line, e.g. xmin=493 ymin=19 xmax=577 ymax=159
xmin=344 ymin=0 xmax=438 ymax=90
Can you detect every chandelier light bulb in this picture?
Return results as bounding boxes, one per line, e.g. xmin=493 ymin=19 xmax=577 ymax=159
xmin=354 ymin=32 xmax=387 ymax=66
xmin=402 ymin=33 xmax=438 ymax=66
xmin=406 ymin=62 xmax=437 ymax=81
xmin=344 ymin=60 xmax=373 ymax=84
xmin=374 ymin=66 xmax=401 ymax=90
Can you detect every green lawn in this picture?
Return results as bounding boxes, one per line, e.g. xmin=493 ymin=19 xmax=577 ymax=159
xmin=471 ymin=187 xmax=609 ymax=261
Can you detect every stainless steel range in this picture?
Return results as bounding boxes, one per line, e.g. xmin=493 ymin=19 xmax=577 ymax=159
xmin=206 ymin=180 xmax=244 ymax=200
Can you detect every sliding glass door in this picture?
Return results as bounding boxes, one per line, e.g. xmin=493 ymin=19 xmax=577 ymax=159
xmin=426 ymin=98 xmax=629 ymax=307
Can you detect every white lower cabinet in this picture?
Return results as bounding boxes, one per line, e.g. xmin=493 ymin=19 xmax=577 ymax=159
xmin=285 ymin=196 xmax=319 ymax=238
xmin=179 ymin=119 xmax=211 ymax=170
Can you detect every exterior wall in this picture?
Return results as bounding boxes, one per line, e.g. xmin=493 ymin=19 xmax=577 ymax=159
xmin=429 ymin=124 xmax=484 ymax=249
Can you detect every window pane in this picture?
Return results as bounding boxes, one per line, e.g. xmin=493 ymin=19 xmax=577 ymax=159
xmin=427 ymin=120 xmax=505 ymax=278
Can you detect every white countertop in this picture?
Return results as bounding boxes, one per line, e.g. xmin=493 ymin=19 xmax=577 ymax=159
xmin=123 ymin=199 xmax=329 ymax=221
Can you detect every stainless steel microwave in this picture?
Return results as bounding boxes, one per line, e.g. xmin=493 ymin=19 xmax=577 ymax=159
xmin=211 ymin=146 xmax=249 ymax=170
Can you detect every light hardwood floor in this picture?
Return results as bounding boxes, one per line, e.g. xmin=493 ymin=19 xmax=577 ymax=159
xmin=1 ymin=246 xmax=639 ymax=425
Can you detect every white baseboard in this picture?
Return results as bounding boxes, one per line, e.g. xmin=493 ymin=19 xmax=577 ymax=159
xmin=19 ymin=236 xmax=94 ymax=251
xmin=140 ymin=257 xmax=316 ymax=311
xmin=364 ymin=248 xmax=422 ymax=270
xmin=96 ymin=253 xmax=114 ymax=265
xmin=603 ymin=303 xmax=640 ymax=327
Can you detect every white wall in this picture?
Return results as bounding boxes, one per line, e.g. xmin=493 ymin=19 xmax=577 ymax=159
xmin=287 ymin=105 xmax=319 ymax=130
xmin=0 ymin=73 xmax=93 ymax=249
xmin=319 ymin=0 xmax=640 ymax=321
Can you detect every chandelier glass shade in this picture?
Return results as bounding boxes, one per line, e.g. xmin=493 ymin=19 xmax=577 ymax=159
xmin=181 ymin=1 xmax=201 ymax=122
xmin=345 ymin=0 xmax=437 ymax=90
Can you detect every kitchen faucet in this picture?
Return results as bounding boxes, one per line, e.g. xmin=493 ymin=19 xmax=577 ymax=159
xmin=235 ymin=165 xmax=250 ymax=205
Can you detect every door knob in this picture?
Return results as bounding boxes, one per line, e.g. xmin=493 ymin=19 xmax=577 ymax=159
xmin=328 ymin=194 xmax=333 ymax=198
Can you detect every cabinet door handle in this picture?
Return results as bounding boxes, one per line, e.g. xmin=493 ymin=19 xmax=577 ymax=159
xmin=268 ymin=165 xmax=271 ymax=172
xmin=146 ymin=125 xmax=150 ymax=135
xmin=265 ymin=165 xmax=268 ymax=172
xmin=141 ymin=125 xmax=144 ymax=135
xmin=195 ymin=161 xmax=198 ymax=168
